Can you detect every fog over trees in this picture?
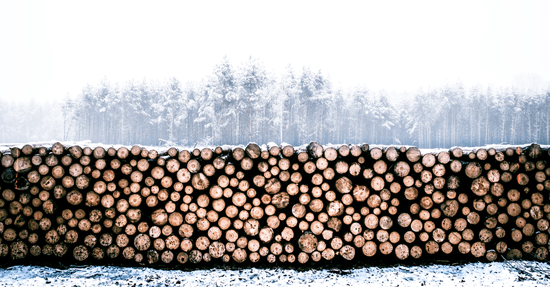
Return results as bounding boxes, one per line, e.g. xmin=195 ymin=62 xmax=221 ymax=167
xmin=1 ymin=57 xmax=549 ymax=148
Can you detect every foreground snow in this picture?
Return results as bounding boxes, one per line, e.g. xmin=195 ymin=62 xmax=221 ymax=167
xmin=0 ymin=261 xmax=549 ymax=287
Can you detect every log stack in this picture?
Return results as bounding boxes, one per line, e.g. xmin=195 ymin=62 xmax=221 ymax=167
xmin=0 ymin=142 xmax=549 ymax=265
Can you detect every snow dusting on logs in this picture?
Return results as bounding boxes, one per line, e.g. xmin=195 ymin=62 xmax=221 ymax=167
xmin=0 ymin=142 xmax=549 ymax=266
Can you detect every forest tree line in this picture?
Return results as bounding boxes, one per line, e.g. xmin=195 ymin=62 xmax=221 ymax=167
xmin=1 ymin=57 xmax=549 ymax=148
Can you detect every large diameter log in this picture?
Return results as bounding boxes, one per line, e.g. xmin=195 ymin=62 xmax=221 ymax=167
xmin=395 ymin=244 xmax=409 ymax=260
xmin=394 ymin=161 xmax=410 ymax=177
xmin=264 ymin=178 xmax=281 ymax=194
xmin=1 ymin=154 xmax=14 ymax=169
xmin=471 ymin=177 xmax=490 ymax=196
xmin=298 ymin=233 xmax=318 ymax=253
xmin=191 ymin=173 xmax=210 ymax=190
xmin=134 ymin=234 xmax=151 ymax=251
xmin=272 ymin=192 xmax=290 ymax=209
xmin=51 ymin=142 xmax=65 ymax=155
xmin=340 ymin=245 xmax=355 ymax=260
xmin=422 ymin=154 xmax=436 ymax=168
xmin=13 ymin=157 xmax=32 ymax=173
xmin=307 ymin=142 xmax=324 ymax=159
xmin=335 ymin=177 xmax=353 ymax=194
xmin=1 ymin=168 xmax=16 ymax=183
xmin=441 ymin=200 xmax=459 ymax=217
xmin=10 ymin=241 xmax=28 ymax=259
xmin=465 ymin=162 xmax=482 ymax=179
xmin=385 ymin=147 xmax=399 ymax=162
xmin=151 ymin=209 xmax=168 ymax=225
xmin=406 ymin=147 xmax=421 ymax=163
xmin=527 ymin=144 xmax=542 ymax=159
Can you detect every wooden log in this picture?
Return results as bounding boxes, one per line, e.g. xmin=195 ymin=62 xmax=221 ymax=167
xmin=339 ymin=245 xmax=355 ymax=260
xmin=385 ymin=147 xmax=399 ymax=162
xmin=13 ymin=157 xmax=33 ymax=174
xmin=371 ymin=176 xmax=385 ymax=191
xmin=404 ymin=187 xmax=418 ymax=201
xmin=471 ymin=176 xmax=490 ymax=196
xmin=527 ymin=144 xmax=542 ymax=159
xmin=406 ymin=147 xmax=421 ymax=163
xmin=360 ymin=241 xmax=376 ymax=257
xmin=373 ymin=160 xmax=387 ymax=175
xmin=307 ymin=142 xmax=324 ymax=159
xmin=465 ymin=162 xmax=482 ymax=179
xmin=68 ymin=145 xmax=83 ymax=159
xmin=379 ymin=241 xmax=394 ymax=255
xmin=1 ymin=153 xmax=14 ymax=168
xmin=0 ymin=167 xmax=19 ymax=186
xmin=394 ymin=161 xmax=410 ymax=177
xmin=409 ymin=245 xmax=422 ymax=259
xmin=422 ymin=154 xmax=436 ymax=168
xmin=367 ymin=147 xmax=381 ymax=160
xmin=517 ymin=173 xmax=530 ymax=186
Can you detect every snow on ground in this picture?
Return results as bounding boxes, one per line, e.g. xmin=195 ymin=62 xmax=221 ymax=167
xmin=0 ymin=261 xmax=549 ymax=287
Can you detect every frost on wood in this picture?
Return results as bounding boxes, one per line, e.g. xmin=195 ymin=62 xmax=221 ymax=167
xmin=0 ymin=142 xmax=549 ymax=266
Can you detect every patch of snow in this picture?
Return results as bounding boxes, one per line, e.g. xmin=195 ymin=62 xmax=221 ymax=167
xmin=0 ymin=261 xmax=549 ymax=287
xmin=0 ymin=141 xmax=548 ymax=157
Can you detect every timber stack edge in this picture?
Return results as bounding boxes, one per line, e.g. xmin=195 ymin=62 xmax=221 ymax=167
xmin=0 ymin=142 xmax=549 ymax=266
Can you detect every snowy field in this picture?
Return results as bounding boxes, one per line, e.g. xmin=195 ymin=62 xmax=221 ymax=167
xmin=0 ymin=261 xmax=549 ymax=287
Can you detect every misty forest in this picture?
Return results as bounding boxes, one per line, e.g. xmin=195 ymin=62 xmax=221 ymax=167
xmin=1 ymin=57 xmax=549 ymax=148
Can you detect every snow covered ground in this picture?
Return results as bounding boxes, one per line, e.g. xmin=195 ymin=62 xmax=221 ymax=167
xmin=0 ymin=261 xmax=549 ymax=287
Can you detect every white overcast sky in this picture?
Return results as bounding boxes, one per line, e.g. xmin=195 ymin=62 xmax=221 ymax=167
xmin=1 ymin=0 xmax=549 ymax=102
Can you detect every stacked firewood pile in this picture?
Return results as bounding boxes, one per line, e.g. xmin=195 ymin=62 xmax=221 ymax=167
xmin=0 ymin=142 xmax=549 ymax=265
